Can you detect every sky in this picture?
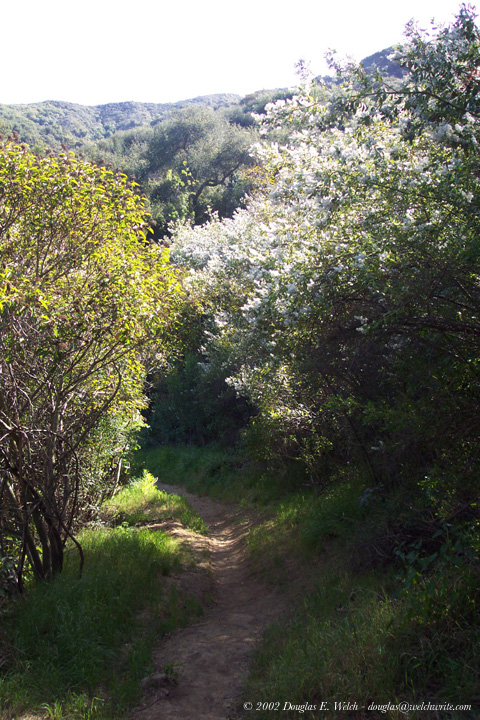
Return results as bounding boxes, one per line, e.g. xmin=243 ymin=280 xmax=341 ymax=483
xmin=1 ymin=0 xmax=475 ymax=106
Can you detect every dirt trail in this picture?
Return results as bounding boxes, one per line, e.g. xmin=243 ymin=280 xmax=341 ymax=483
xmin=131 ymin=483 xmax=285 ymax=720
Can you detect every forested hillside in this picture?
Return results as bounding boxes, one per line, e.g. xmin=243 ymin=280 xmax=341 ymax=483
xmin=1 ymin=10 xmax=480 ymax=719
xmin=0 ymin=48 xmax=400 ymax=154
xmin=0 ymin=95 xmax=240 ymax=150
xmin=0 ymin=50 xmax=399 ymax=239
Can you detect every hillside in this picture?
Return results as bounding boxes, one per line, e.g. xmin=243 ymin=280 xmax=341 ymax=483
xmin=359 ymin=46 xmax=406 ymax=78
xmin=0 ymin=94 xmax=240 ymax=150
xmin=319 ymin=46 xmax=406 ymax=84
xmin=0 ymin=48 xmax=406 ymax=153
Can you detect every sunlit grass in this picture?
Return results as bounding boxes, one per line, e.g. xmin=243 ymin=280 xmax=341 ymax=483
xmin=0 ymin=478 xmax=204 ymax=720
xmin=102 ymin=469 xmax=207 ymax=534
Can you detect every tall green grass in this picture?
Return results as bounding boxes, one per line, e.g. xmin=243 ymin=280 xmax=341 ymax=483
xmin=102 ymin=470 xmax=207 ymax=533
xmin=244 ymin=563 xmax=479 ymax=719
xmin=245 ymin=571 xmax=403 ymax=717
xmin=0 ymin=475 xmax=205 ymax=720
xmin=241 ymin=479 xmax=480 ymax=719
xmin=133 ymin=444 xmax=302 ymax=504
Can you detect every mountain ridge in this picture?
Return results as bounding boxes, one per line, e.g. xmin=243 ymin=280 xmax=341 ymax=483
xmin=0 ymin=93 xmax=241 ymax=150
xmin=0 ymin=48 xmax=403 ymax=151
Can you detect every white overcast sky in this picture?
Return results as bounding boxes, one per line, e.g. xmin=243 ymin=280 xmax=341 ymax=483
xmin=1 ymin=0 xmax=475 ymax=106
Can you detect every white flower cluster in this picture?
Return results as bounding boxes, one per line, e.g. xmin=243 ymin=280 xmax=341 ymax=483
xmin=169 ymin=6 xmax=480 ymax=464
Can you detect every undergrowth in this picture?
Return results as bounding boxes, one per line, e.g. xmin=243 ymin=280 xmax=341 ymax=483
xmin=101 ymin=469 xmax=208 ymax=534
xmin=0 ymin=472 xmax=204 ymax=720
xmin=242 ymin=473 xmax=480 ymax=719
xmin=137 ymin=445 xmax=480 ymax=720
xmin=133 ymin=444 xmax=300 ymax=504
xmin=6 ymin=446 xmax=476 ymax=719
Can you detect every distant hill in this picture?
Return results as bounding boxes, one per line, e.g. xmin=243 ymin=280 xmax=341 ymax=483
xmin=320 ymin=47 xmax=407 ymax=85
xmin=0 ymin=48 xmax=407 ymax=153
xmin=359 ymin=47 xmax=406 ymax=79
xmin=0 ymin=94 xmax=241 ymax=151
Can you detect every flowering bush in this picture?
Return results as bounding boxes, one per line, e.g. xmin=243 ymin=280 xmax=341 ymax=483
xmin=171 ymin=6 xmax=480 ymax=503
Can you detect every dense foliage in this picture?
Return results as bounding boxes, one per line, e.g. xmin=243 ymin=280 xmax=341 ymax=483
xmin=1 ymin=9 xmax=480 ymax=717
xmin=0 ymin=143 xmax=181 ymax=589
xmin=143 ymin=16 xmax=480 ymax=708
xmin=83 ymin=93 xmax=296 ymax=238
xmin=0 ymin=92 xmax=289 ymax=241
xmin=138 ymin=105 xmax=256 ymax=235
xmin=169 ymin=5 xmax=480 ymax=514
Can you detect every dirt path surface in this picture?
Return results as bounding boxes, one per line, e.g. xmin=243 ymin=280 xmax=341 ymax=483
xmin=131 ymin=483 xmax=285 ymax=720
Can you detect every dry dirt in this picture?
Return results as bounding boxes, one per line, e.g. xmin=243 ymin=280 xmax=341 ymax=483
xmin=130 ymin=483 xmax=286 ymax=720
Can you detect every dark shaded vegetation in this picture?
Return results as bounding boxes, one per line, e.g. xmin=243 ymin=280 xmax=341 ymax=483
xmin=137 ymin=442 xmax=480 ymax=719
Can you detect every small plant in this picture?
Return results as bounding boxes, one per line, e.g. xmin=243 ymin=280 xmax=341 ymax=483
xmin=163 ymin=662 xmax=181 ymax=682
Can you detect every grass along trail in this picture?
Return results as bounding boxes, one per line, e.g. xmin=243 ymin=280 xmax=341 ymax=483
xmin=131 ymin=482 xmax=286 ymax=720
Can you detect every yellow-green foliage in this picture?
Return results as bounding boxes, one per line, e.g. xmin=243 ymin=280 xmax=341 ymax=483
xmin=103 ymin=471 xmax=208 ymax=534
xmin=0 ymin=140 xmax=183 ymax=585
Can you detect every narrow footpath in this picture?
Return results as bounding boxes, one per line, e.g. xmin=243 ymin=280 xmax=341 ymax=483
xmin=131 ymin=483 xmax=285 ymax=720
